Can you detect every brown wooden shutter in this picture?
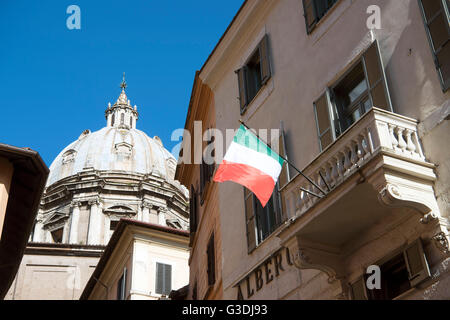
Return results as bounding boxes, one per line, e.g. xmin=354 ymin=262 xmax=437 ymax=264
xmin=363 ymin=40 xmax=393 ymax=111
xmin=237 ymin=67 xmax=248 ymax=114
xmin=244 ymin=187 xmax=257 ymax=253
xmin=403 ymin=239 xmax=431 ymax=287
xmin=259 ymin=34 xmax=271 ymax=85
xmin=419 ymin=0 xmax=450 ymax=91
xmin=302 ymin=0 xmax=317 ymax=34
xmin=207 ymin=233 xmax=216 ymax=286
xmin=189 ymin=185 xmax=197 ymax=233
xmin=313 ymin=91 xmax=335 ymax=150
xmin=350 ymin=277 xmax=368 ymax=300
xmin=277 ymin=121 xmax=290 ymax=189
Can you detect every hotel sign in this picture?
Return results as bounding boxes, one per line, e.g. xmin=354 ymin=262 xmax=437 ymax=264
xmin=233 ymin=247 xmax=294 ymax=300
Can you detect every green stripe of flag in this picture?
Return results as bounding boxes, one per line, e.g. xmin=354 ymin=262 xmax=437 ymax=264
xmin=233 ymin=125 xmax=284 ymax=167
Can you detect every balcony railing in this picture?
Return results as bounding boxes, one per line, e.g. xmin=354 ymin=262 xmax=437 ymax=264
xmin=281 ymin=107 xmax=428 ymax=218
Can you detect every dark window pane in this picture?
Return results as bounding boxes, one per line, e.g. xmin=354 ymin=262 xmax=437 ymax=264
xmin=304 ymin=0 xmax=316 ymax=29
xmin=422 ymin=0 xmax=443 ymax=21
xmin=51 ymin=228 xmax=63 ymax=243
xmin=429 ymin=13 xmax=450 ymax=50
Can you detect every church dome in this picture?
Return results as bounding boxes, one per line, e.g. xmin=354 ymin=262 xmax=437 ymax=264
xmin=46 ymin=79 xmax=177 ymax=187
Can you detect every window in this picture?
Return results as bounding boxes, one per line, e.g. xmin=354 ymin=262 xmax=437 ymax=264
xmin=244 ymin=187 xmax=283 ymax=252
xmin=350 ymin=239 xmax=431 ymax=300
xmin=110 ymin=219 xmax=119 ymax=231
xmin=129 ymin=117 xmax=133 ymax=128
xmin=313 ymin=40 xmax=392 ymax=150
xmin=192 ymin=282 xmax=198 ymax=300
xmin=302 ymin=0 xmax=339 ymax=34
xmin=120 ymin=113 xmax=124 ymax=125
xmin=50 ymin=228 xmax=63 ymax=243
xmin=111 ymin=113 xmax=115 ymax=127
xmin=189 ymin=185 xmax=198 ymax=234
xmin=418 ymin=0 xmax=450 ymax=91
xmin=200 ymin=134 xmax=215 ymax=201
xmin=243 ymin=125 xmax=289 ymax=252
xmin=207 ymin=233 xmax=216 ymax=286
xmin=117 ymin=268 xmax=127 ymax=300
xmin=236 ymin=34 xmax=272 ymax=114
xmin=156 ymin=262 xmax=172 ymax=296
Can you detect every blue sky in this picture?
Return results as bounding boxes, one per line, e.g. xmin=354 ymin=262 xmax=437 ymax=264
xmin=0 ymin=0 xmax=244 ymax=165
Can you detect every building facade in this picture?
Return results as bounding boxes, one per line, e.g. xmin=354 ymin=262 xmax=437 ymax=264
xmin=81 ymin=219 xmax=189 ymax=300
xmin=0 ymin=144 xmax=48 ymax=299
xmin=178 ymin=0 xmax=450 ymax=300
xmin=175 ymin=73 xmax=223 ymax=300
xmin=6 ymin=82 xmax=190 ymax=300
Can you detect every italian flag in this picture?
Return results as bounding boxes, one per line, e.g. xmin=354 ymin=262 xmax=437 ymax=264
xmin=213 ymin=125 xmax=284 ymax=207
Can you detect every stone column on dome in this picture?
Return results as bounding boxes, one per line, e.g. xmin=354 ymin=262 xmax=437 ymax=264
xmin=149 ymin=206 xmax=158 ymax=224
xmin=158 ymin=208 xmax=167 ymax=226
xmin=87 ymin=198 xmax=102 ymax=245
xmin=32 ymin=212 xmax=44 ymax=242
xmin=141 ymin=201 xmax=152 ymax=223
xmin=103 ymin=213 xmax=111 ymax=244
xmin=69 ymin=201 xmax=81 ymax=244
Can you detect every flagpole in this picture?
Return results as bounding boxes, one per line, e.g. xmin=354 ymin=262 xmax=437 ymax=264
xmin=238 ymin=119 xmax=327 ymax=198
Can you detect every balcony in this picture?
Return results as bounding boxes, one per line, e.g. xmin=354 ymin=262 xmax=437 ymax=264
xmin=277 ymin=107 xmax=445 ymax=281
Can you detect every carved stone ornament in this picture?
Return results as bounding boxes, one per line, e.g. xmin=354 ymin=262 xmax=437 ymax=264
xmin=432 ymin=232 xmax=450 ymax=255
xmin=292 ymin=248 xmax=338 ymax=284
xmin=377 ymin=183 xmax=434 ymax=219
xmin=88 ymin=198 xmax=100 ymax=206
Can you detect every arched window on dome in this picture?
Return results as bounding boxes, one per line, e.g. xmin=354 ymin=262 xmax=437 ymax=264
xmin=121 ymin=113 xmax=124 ymax=125
xmin=112 ymin=114 xmax=115 ymax=127
xmin=130 ymin=116 xmax=133 ymax=128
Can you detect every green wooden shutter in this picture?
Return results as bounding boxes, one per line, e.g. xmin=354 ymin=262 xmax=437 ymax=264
xmin=156 ymin=263 xmax=172 ymax=295
xmin=259 ymin=34 xmax=272 ymax=85
xmin=313 ymin=91 xmax=335 ymax=150
xmin=418 ymin=0 xmax=450 ymax=91
xmin=237 ymin=67 xmax=249 ymax=114
xmin=350 ymin=277 xmax=368 ymax=300
xmin=403 ymin=239 xmax=431 ymax=287
xmin=244 ymin=187 xmax=257 ymax=253
xmin=362 ymin=40 xmax=393 ymax=112
xmin=303 ymin=0 xmax=317 ymax=34
xmin=164 ymin=264 xmax=172 ymax=295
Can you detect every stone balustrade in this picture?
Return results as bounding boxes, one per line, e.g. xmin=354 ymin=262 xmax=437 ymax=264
xmin=281 ymin=107 xmax=428 ymax=218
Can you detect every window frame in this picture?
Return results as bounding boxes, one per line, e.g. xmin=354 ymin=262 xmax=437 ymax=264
xmin=236 ymin=34 xmax=272 ymax=115
xmin=116 ymin=267 xmax=127 ymax=300
xmin=206 ymin=232 xmax=216 ymax=287
xmin=418 ymin=0 xmax=450 ymax=92
xmin=155 ymin=262 xmax=172 ymax=296
xmin=302 ymin=0 xmax=340 ymax=34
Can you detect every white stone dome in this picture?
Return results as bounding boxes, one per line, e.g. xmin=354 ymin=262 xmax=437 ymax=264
xmin=46 ymin=85 xmax=177 ymax=187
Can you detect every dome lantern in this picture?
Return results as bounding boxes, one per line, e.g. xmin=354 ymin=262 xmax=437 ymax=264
xmin=105 ymin=73 xmax=139 ymax=129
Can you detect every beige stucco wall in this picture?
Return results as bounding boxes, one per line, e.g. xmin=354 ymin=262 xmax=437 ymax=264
xmin=5 ymin=253 xmax=99 ymax=300
xmin=0 ymin=157 xmax=13 ymax=237
xmin=88 ymin=226 xmax=189 ymax=300
xmin=199 ymin=0 xmax=449 ymax=299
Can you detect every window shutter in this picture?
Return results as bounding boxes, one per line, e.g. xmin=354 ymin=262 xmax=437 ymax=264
xmin=419 ymin=0 xmax=450 ymax=91
xmin=244 ymin=187 xmax=257 ymax=253
xmin=207 ymin=233 xmax=216 ymax=286
xmin=164 ymin=264 xmax=172 ymax=295
xmin=259 ymin=34 xmax=272 ymax=85
xmin=302 ymin=0 xmax=317 ymax=34
xmin=350 ymin=277 xmax=368 ymax=300
xmin=156 ymin=263 xmax=163 ymax=294
xmin=363 ymin=40 xmax=393 ymax=112
xmin=237 ymin=67 xmax=248 ymax=114
xmin=313 ymin=91 xmax=335 ymax=150
xmin=277 ymin=121 xmax=290 ymax=189
xmin=189 ymin=185 xmax=197 ymax=233
xmin=403 ymin=239 xmax=431 ymax=287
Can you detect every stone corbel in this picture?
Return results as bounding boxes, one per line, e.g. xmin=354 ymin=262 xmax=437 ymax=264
xmin=283 ymin=237 xmax=344 ymax=284
xmin=432 ymin=232 xmax=450 ymax=255
xmin=141 ymin=201 xmax=154 ymax=210
xmin=375 ymin=183 xmax=438 ymax=224
xmin=88 ymin=198 xmax=101 ymax=206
